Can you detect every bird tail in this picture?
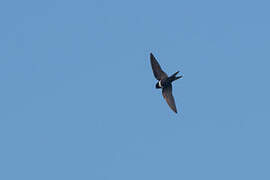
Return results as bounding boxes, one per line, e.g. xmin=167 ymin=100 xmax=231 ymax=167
xmin=169 ymin=71 xmax=183 ymax=82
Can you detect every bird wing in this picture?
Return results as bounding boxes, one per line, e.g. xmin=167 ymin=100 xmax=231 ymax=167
xmin=150 ymin=53 xmax=168 ymax=80
xmin=162 ymin=84 xmax=177 ymax=113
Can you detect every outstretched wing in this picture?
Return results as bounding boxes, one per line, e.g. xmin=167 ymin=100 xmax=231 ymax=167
xmin=162 ymin=84 xmax=177 ymax=113
xmin=150 ymin=53 xmax=168 ymax=80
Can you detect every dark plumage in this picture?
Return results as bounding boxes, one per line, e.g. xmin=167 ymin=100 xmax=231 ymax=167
xmin=150 ymin=53 xmax=182 ymax=113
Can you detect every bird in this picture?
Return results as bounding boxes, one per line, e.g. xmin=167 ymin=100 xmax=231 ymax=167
xmin=150 ymin=53 xmax=182 ymax=113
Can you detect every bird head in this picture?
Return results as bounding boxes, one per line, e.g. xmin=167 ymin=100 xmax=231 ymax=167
xmin=155 ymin=82 xmax=162 ymax=89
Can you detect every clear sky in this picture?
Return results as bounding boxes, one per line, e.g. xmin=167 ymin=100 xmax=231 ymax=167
xmin=1 ymin=0 xmax=270 ymax=179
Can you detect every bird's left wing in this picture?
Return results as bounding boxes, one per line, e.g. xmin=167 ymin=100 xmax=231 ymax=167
xmin=150 ymin=53 xmax=168 ymax=80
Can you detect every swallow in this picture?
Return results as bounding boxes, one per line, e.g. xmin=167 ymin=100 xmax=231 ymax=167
xmin=150 ymin=53 xmax=182 ymax=113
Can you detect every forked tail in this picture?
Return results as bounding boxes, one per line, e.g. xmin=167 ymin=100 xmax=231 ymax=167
xmin=169 ymin=71 xmax=183 ymax=82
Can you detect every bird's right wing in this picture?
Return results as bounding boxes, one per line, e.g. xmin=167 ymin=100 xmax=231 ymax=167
xmin=150 ymin=53 xmax=168 ymax=80
xmin=162 ymin=84 xmax=177 ymax=113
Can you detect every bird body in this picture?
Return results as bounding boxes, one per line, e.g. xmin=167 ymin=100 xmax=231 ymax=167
xmin=150 ymin=53 xmax=182 ymax=113
xmin=156 ymin=71 xmax=181 ymax=89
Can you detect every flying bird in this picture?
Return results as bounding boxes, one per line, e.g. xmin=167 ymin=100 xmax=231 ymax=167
xmin=150 ymin=53 xmax=182 ymax=113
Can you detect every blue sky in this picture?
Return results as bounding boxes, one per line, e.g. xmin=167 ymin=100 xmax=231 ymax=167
xmin=1 ymin=0 xmax=270 ymax=179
